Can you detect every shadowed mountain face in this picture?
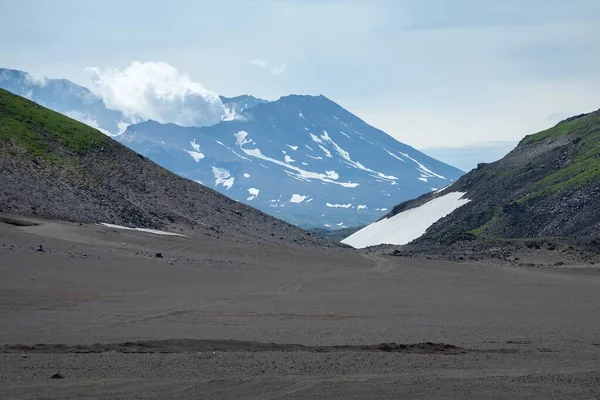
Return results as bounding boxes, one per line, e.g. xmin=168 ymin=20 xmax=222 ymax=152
xmin=0 ymin=88 xmax=338 ymax=248
xmin=119 ymin=95 xmax=464 ymax=228
xmin=377 ymin=109 xmax=600 ymax=244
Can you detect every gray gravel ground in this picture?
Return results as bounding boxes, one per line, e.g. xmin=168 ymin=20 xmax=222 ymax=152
xmin=1 ymin=217 xmax=599 ymax=399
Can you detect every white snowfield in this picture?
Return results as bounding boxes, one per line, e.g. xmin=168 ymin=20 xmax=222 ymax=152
xmin=98 ymin=223 xmax=186 ymax=237
xmin=247 ymin=188 xmax=260 ymax=201
xmin=342 ymin=192 xmax=470 ymax=249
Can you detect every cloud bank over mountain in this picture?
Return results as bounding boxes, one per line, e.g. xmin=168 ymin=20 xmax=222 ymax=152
xmin=86 ymin=62 xmax=227 ymax=127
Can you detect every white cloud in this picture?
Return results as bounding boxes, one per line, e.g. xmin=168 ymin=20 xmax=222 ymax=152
xmin=116 ymin=121 xmax=130 ymax=134
xmin=248 ymin=59 xmax=286 ymax=76
xmin=24 ymin=72 xmax=47 ymax=88
xmin=86 ymin=61 xmax=226 ymax=127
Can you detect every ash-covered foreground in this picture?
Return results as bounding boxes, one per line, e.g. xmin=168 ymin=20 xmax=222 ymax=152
xmin=1 ymin=217 xmax=599 ymax=399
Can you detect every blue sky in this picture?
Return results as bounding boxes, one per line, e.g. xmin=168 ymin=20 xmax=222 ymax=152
xmin=1 ymin=0 xmax=600 ymax=148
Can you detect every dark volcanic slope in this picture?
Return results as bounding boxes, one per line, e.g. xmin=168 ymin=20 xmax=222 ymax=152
xmin=0 ymin=89 xmax=335 ymax=247
xmin=388 ymin=109 xmax=600 ymax=243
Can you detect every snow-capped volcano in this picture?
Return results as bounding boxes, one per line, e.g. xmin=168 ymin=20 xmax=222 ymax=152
xmin=119 ymin=95 xmax=464 ymax=228
xmin=0 ymin=66 xmax=464 ymax=228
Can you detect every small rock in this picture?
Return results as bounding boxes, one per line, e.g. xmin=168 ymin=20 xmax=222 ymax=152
xmin=155 ymin=253 xmax=163 ymax=258
xmin=50 ymin=373 xmax=64 ymax=379
xmin=37 ymin=245 xmax=45 ymax=252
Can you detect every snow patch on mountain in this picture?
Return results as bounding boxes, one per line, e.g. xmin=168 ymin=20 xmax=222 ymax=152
xmin=400 ymin=152 xmax=446 ymax=180
xmin=326 ymin=203 xmax=352 ymax=208
xmin=290 ymin=194 xmax=309 ymax=203
xmin=216 ymin=138 xmax=252 ymax=161
xmin=247 ymin=188 xmax=260 ymax=201
xmin=318 ymin=145 xmax=333 ymax=158
xmin=234 ymin=131 xmax=359 ymax=188
xmin=342 ymin=192 xmax=471 ymax=248
xmin=186 ymin=150 xmax=205 ymax=162
xmin=326 ymin=170 xmax=339 ymax=179
xmin=211 ymin=166 xmax=235 ymax=190
xmin=310 ymin=133 xmax=323 ymax=144
xmin=321 ymin=130 xmax=398 ymax=181
xmin=234 ymin=131 xmax=252 ymax=147
xmin=384 ymin=148 xmax=405 ymax=162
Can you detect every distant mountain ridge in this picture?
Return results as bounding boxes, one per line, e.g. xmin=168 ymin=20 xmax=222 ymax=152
xmin=120 ymin=94 xmax=464 ymax=228
xmin=219 ymin=95 xmax=268 ymax=115
xmin=420 ymin=141 xmax=518 ymax=172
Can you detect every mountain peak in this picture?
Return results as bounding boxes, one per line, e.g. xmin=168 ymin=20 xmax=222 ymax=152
xmin=219 ymin=94 xmax=267 ymax=103
xmin=220 ymin=94 xmax=269 ymax=114
xmin=120 ymin=90 xmax=463 ymax=228
xmin=276 ymin=94 xmax=332 ymax=103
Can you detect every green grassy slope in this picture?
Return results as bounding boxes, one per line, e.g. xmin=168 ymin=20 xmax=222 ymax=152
xmin=0 ymin=89 xmax=109 ymax=157
xmin=520 ymin=112 xmax=600 ymax=199
xmin=388 ymin=109 xmax=600 ymax=243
